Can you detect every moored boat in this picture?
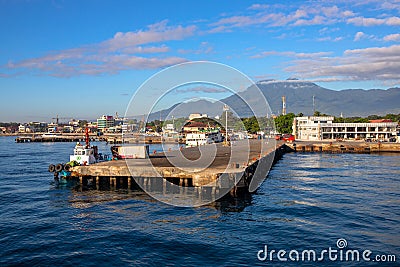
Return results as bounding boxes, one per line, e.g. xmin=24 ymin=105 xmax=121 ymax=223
xmin=48 ymin=128 xmax=106 ymax=182
xmin=186 ymin=130 xmax=223 ymax=147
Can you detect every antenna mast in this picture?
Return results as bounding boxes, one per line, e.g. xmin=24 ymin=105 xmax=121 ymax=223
xmin=282 ymin=96 xmax=286 ymax=115
xmin=312 ymin=95 xmax=315 ymax=115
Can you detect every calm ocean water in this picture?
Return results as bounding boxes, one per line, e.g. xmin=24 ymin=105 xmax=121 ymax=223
xmin=0 ymin=136 xmax=399 ymax=266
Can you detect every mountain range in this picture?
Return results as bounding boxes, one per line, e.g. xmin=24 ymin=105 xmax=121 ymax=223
xmin=147 ymin=80 xmax=400 ymax=120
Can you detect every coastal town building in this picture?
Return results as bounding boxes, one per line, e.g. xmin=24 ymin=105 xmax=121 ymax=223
xmin=122 ymin=123 xmax=137 ymax=133
xmin=47 ymin=122 xmax=58 ymax=133
xmin=18 ymin=124 xmax=34 ymax=133
xmin=293 ymin=116 xmax=398 ymax=141
xmin=183 ymin=121 xmax=208 ymax=133
xmin=62 ymin=125 xmax=74 ymax=133
xmin=16 ymin=122 xmax=48 ymax=133
xmin=97 ymin=115 xmax=115 ymax=131
xmin=29 ymin=122 xmax=47 ymax=132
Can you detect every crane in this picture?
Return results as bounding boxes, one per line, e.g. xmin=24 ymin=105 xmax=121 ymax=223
xmin=51 ymin=115 xmax=72 ymax=124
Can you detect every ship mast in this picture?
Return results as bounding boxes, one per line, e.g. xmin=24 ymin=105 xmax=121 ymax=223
xmin=85 ymin=127 xmax=90 ymax=148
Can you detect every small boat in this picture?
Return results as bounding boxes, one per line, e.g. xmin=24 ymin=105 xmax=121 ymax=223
xmin=48 ymin=128 xmax=105 ymax=181
xmin=69 ymin=142 xmax=97 ymax=165
xmin=69 ymin=127 xmax=98 ymax=165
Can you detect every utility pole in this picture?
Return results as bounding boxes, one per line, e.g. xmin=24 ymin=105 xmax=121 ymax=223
xmin=282 ymin=96 xmax=286 ymax=115
xmin=312 ymin=95 xmax=315 ymax=115
xmin=223 ymin=104 xmax=229 ymax=145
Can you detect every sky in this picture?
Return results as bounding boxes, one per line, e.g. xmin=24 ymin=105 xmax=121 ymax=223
xmin=0 ymin=0 xmax=399 ymax=122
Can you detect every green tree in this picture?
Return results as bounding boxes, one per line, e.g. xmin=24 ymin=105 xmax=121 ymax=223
xmin=353 ymin=117 xmax=369 ymax=123
xmin=384 ymin=113 xmax=400 ymax=122
xmin=313 ymin=110 xmax=329 ymax=116
xmin=233 ymin=120 xmax=245 ymax=131
xmin=78 ymin=120 xmax=88 ymax=128
xmin=174 ymin=117 xmax=188 ymax=132
xmin=367 ymin=114 xmax=380 ymax=120
xmin=274 ymin=113 xmax=295 ymax=134
xmin=333 ymin=117 xmax=346 ymax=123
xmin=241 ymin=116 xmax=260 ymax=134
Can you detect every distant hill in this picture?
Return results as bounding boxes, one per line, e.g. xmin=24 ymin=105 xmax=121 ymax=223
xmin=252 ymin=80 xmax=400 ymax=117
xmin=147 ymin=80 xmax=400 ymax=120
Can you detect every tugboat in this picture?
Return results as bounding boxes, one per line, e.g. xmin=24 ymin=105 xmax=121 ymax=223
xmin=48 ymin=128 xmax=102 ymax=182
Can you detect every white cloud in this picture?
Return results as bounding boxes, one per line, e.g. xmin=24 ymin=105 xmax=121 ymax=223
xmin=354 ymin=31 xmax=366 ymax=41
xmin=285 ymin=45 xmax=400 ymax=83
xmin=210 ymin=3 xmax=360 ymax=32
xmin=121 ymin=45 xmax=170 ymax=54
xmin=319 ymin=27 xmax=340 ymax=34
xmin=178 ymin=42 xmax=213 ymax=55
xmin=293 ymin=15 xmax=326 ymax=26
xmin=251 ymin=51 xmax=332 ymax=59
xmin=3 ymin=21 xmax=195 ymax=77
xmin=380 ymin=1 xmax=400 ymax=12
xmin=101 ymin=20 xmax=196 ymax=51
xmin=383 ymin=33 xmax=400 ymax=41
xmin=175 ymin=86 xmax=226 ymax=94
xmin=247 ymin=4 xmax=269 ymax=10
xmin=386 ymin=16 xmax=400 ymax=25
xmin=347 ymin=16 xmax=400 ymax=26
xmin=317 ymin=36 xmax=343 ymax=42
xmin=347 ymin=17 xmax=385 ymax=26
xmin=342 ymin=10 xmax=355 ymax=17
xmin=321 ymin=5 xmax=340 ymax=17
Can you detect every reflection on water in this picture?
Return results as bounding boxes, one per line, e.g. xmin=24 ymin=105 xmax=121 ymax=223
xmin=54 ymin=180 xmax=254 ymax=213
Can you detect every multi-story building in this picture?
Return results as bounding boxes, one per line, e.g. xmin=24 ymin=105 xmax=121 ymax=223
xmin=97 ymin=115 xmax=115 ymax=131
xmin=293 ymin=116 xmax=398 ymax=141
xmin=29 ymin=122 xmax=47 ymax=132
xmin=18 ymin=124 xmax=28 ymax=133
xmin=47 ymin=123 xmax=58 ymax=133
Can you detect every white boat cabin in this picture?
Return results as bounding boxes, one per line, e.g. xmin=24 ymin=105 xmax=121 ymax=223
xmin=70 ymin=142 xmax=96 ymax=165
xmin=186 ymin=131 xmax=223 ymax=147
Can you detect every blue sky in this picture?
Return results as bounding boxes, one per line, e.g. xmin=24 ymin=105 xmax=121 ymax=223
xmin=0 ymin=0 xmax=399 ymax=122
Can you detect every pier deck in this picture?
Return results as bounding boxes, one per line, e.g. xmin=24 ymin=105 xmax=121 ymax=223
xmin=70 ymin=140 xmax=286 ymax=189
xmin=67 ymin=139 xmax=400 ymax=197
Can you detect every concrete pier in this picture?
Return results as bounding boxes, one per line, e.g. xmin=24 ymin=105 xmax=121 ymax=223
xmin=69 ymin=140 xmax=289 ymax=199
xmin=52 ymin=138 xmax=400 ymax=205
xmin=286 ymin=141 xmax=400 ymax=153
xmin=15 ymin=133 xmax=99 ymax=143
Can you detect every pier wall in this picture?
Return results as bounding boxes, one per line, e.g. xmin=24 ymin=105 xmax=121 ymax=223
xmin=286 ymin=141 xmax=400 ymax=153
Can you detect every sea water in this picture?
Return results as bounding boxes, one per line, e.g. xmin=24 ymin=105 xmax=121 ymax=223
xmin=0 ymin=136 xmax=399 ymax=266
